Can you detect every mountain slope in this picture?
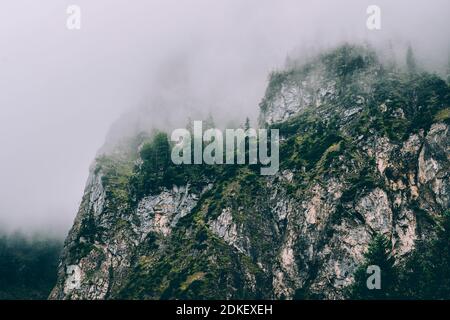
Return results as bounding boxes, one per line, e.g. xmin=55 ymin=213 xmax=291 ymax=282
xmin=50 ymin=45 xmax=450 ymax=299
xmin=0 ymin=233 xmax=62 ymax=300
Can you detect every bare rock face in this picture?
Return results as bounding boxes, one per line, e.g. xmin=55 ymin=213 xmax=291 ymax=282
xmin=50 ymin=45 xmax=450 ymax=300
xmin=134 ymin=186 xmax=198 ymax=238
xmin=356 ymin=188 xmax=392 ymax=236
xmin=260 ymin=67 xmax=336 ymax=125
xmin=418 ymin=123 xmax=450 ymax=208
xmin=50 ymin=161 xmax=203 ymax=299
xmin=209 ymin=208 xmax=242 ymax=252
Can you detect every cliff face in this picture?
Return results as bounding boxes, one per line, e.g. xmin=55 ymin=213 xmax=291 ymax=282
xmin=50 ymin=45 xmax=450 ymax=300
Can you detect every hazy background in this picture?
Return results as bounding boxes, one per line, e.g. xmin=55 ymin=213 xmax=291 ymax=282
xmin=0 ymin=0 xmax=449 ymax=237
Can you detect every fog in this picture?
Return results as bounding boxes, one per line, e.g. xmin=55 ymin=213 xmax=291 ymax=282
xmin=0 ymin=0 xmax=449 ymax=237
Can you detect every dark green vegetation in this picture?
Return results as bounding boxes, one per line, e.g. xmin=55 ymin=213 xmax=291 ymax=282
xmin=129 ymin=132 xmax=219 ymax=202
xmin=126 ymin=127 xmax=268 ymax=204
xmin=98 ymin=46 xmax=449 ymax=213
xmin=0 ymin=233 xmax=62 ymax=299
xmin=266 ymin=46 xmax=450 ymax=299
xmin=114 ymin=135 xmax=275 ymax=299
xmin=119 ymin=47 xmax=447 ymax=299
xmin=349 ymin=211 xmax=450 ymax=300
xmin=399 ymin=210 xmax=450 ymax=299
xmin=52 ymin=44 xmax=450 ymax=300
xmin=348 ymin=235 xmax=398 ymax=299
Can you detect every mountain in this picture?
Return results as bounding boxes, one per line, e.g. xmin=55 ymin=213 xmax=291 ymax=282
xmin=50 ymin=44 xmax=450 ymax=300
xmin=0 ymin=233 xmax=62 ymax=300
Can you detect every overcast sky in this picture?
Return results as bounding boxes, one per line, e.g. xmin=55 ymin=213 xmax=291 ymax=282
xmin=0 ymin=0 xmax=449 ymax=236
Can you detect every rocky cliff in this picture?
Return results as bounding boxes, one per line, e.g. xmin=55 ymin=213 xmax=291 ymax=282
xmin=50 ymin=45 xmax=450 ymax=300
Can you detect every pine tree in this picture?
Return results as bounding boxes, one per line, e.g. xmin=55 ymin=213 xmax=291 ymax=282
xmin=205 ymin=113 xmax=215 ymax=130
xmin=446 ymin=52 xmax=450 ymax=84
xmin=399 ymin=210 xmax=450 ymax=299
xmin=386 ymin=40 xmax=397 ymax=70
xmin=141 ymin=132 xmax=170 ymax=173
xmin=406 ymin=45 xmax=417 ymax=73
xmin=186 ymin=117 xmax=194 ymax=134
xmin=244 ymin=117 xmax=251 ymax=131
xmin=349 ymin=235 xmax=398 ymax=299
xmin=433 ymin=210 xmax=450 ymax=298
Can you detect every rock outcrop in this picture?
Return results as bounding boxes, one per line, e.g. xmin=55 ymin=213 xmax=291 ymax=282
xmin=50 ymin=45 xmax=450 ymax=300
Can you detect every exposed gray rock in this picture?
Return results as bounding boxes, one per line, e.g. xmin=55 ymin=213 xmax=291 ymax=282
xmin=50 ymin=46 xmax=450 ymax=300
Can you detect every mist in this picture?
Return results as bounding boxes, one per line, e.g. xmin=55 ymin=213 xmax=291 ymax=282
xmin=0 ymin=0 xmax=449 ymax=236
